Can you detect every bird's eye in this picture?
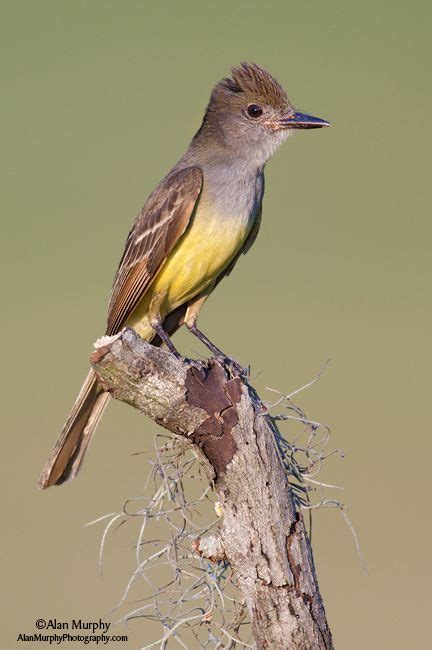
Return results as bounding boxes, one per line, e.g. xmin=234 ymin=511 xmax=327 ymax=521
xmin=247 ymin=104 xmax=263 ymax=118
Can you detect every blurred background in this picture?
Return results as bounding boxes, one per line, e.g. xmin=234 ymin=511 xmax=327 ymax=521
xmin=1 ymin=0 xmax=431 ymax=647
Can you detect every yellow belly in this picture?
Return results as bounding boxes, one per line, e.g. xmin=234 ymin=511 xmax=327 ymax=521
xmin=126 ymin=204 xmax=253 ymax=339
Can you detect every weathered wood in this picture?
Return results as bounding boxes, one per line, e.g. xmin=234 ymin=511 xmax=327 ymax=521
xmin=91 ymin=328 xmax=333 ymax=649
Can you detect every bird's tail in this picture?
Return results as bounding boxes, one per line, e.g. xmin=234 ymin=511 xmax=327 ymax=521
xmin=39 ymin=369 xmax=110 ymax=489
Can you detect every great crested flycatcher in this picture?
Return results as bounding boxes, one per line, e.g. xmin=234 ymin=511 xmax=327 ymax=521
xmin=39 ymin=63 xmax=330 ymax=489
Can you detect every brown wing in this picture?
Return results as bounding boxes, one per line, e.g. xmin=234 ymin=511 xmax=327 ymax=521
xmin=106 ymin=166 xmax=203 ymax=335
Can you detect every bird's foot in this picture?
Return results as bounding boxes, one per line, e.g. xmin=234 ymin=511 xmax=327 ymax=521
xmin=213 ymin=353 xmax=248 ymax=378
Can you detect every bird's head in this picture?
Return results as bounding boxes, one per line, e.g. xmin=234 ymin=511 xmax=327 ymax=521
xmin=196 ymin=63 xmax=330 ymax=165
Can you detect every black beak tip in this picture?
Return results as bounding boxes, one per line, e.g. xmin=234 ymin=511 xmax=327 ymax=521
xmin=285 ymin=111 xmax=331 ymax=129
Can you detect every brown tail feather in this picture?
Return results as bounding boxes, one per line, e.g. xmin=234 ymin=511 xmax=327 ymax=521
xmin=39 ymin=369 xmax=111 ymax=489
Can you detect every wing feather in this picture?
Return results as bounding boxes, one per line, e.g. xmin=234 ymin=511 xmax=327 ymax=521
xmin=106 ymin=166 xmax=203 ymax=335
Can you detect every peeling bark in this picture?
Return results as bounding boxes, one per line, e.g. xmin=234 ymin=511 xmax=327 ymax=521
xmin=192 ymin=534 xmax=226 ymax=563
xmin=91 ymin=328 xmax=333 ymax=649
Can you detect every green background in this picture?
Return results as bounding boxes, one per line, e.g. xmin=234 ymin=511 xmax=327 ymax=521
xmin=2 ymin=0 xmax=431 ymax=647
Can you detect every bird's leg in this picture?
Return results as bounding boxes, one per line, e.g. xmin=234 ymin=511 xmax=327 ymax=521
xmin=151 ymin=320 xmax=183 ymax=360
xmin=148 ymin=292 xmax=185 ymax=360
xmin=186 ymin=323 xmax=247 ymax=377
xmin=187 ymin=323 xmax=225 ymax=357
xmin=184 ymin=291 xmax=247 ymax=376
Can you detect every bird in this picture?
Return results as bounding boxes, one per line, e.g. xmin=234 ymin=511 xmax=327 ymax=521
xmin=39 ymin=63 xmax=330 ymax=489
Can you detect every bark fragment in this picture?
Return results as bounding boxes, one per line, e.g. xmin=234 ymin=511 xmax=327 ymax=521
xmin=185 ymin=362 xmax=242 ymax=477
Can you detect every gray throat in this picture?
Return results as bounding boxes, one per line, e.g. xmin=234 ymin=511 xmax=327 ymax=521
xmin=178 ymin=143 xmax=265 ymax=222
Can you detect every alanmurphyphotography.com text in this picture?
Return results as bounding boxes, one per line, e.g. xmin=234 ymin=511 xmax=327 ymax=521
xmin=16 ymin=619 xmax=127 ymax=645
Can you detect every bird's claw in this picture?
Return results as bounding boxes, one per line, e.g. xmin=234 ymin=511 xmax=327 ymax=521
xmin=180 ymin=355 xmax=208 ymax=372
xmin=215 ymin=354 xmax=247 ymax=377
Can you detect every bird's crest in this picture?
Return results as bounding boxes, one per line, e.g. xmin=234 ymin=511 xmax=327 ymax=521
xmin=219 ymin=62 xmax=288 ymax=109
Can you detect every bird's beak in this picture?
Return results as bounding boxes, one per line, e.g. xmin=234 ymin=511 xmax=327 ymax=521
xmin=279 ymin=111 xmax=331 ymax=129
